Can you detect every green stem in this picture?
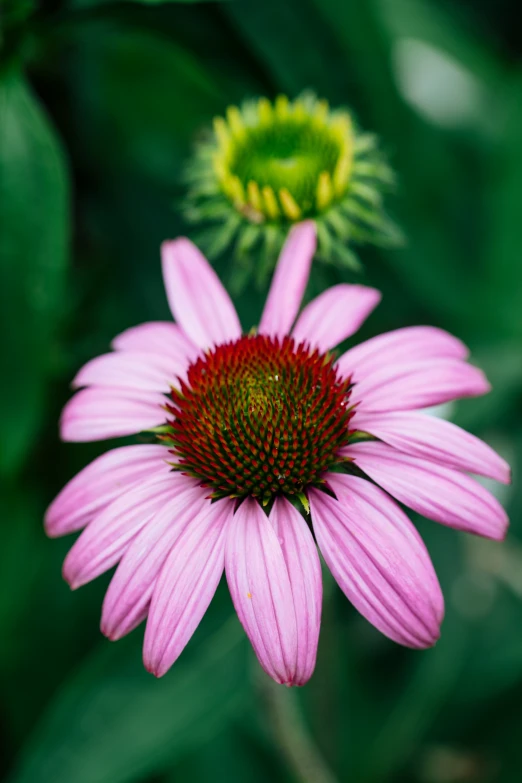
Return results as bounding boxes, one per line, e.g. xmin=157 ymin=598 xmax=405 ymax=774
xmin=257 ymin=669 xmax=340 ymax=783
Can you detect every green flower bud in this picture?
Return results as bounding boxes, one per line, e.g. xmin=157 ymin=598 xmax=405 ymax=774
xmin=183 ymin=93 xmax=402 ymax=290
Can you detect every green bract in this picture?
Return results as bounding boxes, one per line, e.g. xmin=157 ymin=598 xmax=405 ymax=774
xmin=183 ymin=93 xmax=401 ymax=289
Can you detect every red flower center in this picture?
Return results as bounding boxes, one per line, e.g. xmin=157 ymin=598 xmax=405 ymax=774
xmin=164 ymin=334 xmax=354 ymax=502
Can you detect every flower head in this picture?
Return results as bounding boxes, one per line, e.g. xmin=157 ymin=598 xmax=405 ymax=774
xmin=184 ymin=93 xmax=400 ymax=288
xmin=46 ymin=221 xmax=510 ymax=686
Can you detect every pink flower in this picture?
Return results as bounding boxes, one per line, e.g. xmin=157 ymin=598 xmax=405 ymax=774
xmin=46 ymin=221 xmax=510 ymax=686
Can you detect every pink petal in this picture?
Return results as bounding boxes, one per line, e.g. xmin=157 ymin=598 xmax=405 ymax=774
xmin=337 ymin=326 xmax=469 ymax=382
xmin=143 ymin=497 xmax=234 ymax=676
xmin=62 ymin=473 xmax=184 ymax=589
xmin=72 ymin=352 xmax=185 ymax=393
xmin=309 ymin=475 xmax=444 ymax=648
xmin=60 ymin=387 xmax=166 ymax=442
xmin=292 ymin=284 xmax=381 ymax=353
xmin=112 ymin=321 xmax=198 ymax=362
xmin=353 ymin=410 xmax=511 ymax=484
xmin=101 ymin=481 xmax=209 ymax=641
xmin=225 ymin=498 xmax=298 ymax=685
xmin=269 ymin=497 xmax=322 ymax=686
xmin=45 ymin=445 xmax=171 ymax=538
xmin=347 ymin=441 xmax=508 ymax=540
xmin=350 ymin=359 xmax=490 ymax=413
xmin=259 ymin=221 xmax=317 ymax=339
xmin=161 ymin=238 xmax=241 ymax=350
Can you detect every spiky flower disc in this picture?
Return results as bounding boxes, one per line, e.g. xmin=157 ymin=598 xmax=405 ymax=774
xmin=165 ymin=334 xmax=354 ymax=503
xmin=183 ymin=93 xmax=401 ymax=288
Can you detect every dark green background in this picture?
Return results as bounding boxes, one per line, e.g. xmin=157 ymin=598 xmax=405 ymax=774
xmin=1 ymin=0 xmax=521 ymax=781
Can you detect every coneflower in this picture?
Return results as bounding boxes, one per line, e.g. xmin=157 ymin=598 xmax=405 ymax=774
xmin=46 ymin=222 xmax=509 ymax=686
xmin=183 ymin=93 xmax=401 ymax=288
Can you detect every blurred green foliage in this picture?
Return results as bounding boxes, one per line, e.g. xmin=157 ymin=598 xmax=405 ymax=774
xmin=0 ymin=0 xmax=521 ymax=781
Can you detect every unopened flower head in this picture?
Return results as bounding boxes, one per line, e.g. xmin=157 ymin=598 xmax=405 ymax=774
xmin=46 ymin=222 xmax=509 ymax=687
xmin=184 ymin=93 xmax=401 ymax=287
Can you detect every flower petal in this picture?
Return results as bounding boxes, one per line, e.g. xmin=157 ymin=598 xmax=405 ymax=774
xmin=161 ymin=238 xmax=241 ymax=350
xmin=102 ymin=482 xmax=208 ymax=641
xmin=45 ymin=445 xmax=171 ymax=538
xmin=347 ymin=441 xmax=508 ymax=540
xmin=269 ymin=497 xmax=322 ymax=685
xmin=309 ymin=475 xmax=443 ymax=648
xmin=292 ymin=284 xmax=381 ymax=352
xmin=143 ymin=497 xmax=234 ymax=676
xmin=72 ymin=352 xmax=185 ymax=393
xmin=337 ymin=326 xmax=469 ymax=382
xmin=62 ymin=473 xmax=186 ymax=589
xmin=353 ymin=410 xmax=511 ymax=484
xmin=112 ymin=321 xmax=198 ymax=362
xmin=226 ymin=498 xmax=298 ymax=685
xmin=259 ymin=221 xmax=316 ymax=339
xmin=350 ymin=359 xmax=490 ymax=413
xmin=60 ymin=387 xmax=166 ymax=442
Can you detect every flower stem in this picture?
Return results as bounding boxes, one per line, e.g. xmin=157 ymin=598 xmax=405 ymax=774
xmin=257 ymin=670 xmax=340 ymax=783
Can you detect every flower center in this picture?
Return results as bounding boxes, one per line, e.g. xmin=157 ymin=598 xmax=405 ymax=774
xmin=212 ymin=95 xmax=354 ymax=223
xmin=164 ymin=335 xmax=354 ymax=502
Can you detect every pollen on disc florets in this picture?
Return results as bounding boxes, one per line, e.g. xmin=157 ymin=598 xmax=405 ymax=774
xmin=163 ymin=335 xmax=355 ymax=503
xmin=183 ymin=92 xmax=402 ymax=289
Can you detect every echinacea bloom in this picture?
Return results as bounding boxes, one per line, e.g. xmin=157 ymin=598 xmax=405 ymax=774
xmin=46 ymin=221 xmax=509 ymax=686
xmin=184 ymin=93 xmax=401 ymax=288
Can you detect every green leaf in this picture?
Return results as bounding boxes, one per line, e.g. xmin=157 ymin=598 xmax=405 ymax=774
xmin=0 ymin=488 xmax=45 ymax=673
xmin=167 ymin=722 xmax=279 ymax=783
xmin=0 ymin=0 xmax=35 ymax=32
xmin=9 ymin=619 xmax=251 ymax=783
xmin=377 ymin=0 xmax=505 ymax=90
xmin=223 ymin=0 xmax=350 ymax=101
xmin=0 ymin=71 xmax=69 ymax=477
xmin=69 ymin=25 xmax=222 ymax=185
xmin=359 ymin=612 xmax=470 ymax=782
xmin=480 ymin=73 xmax=522 ymax=340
